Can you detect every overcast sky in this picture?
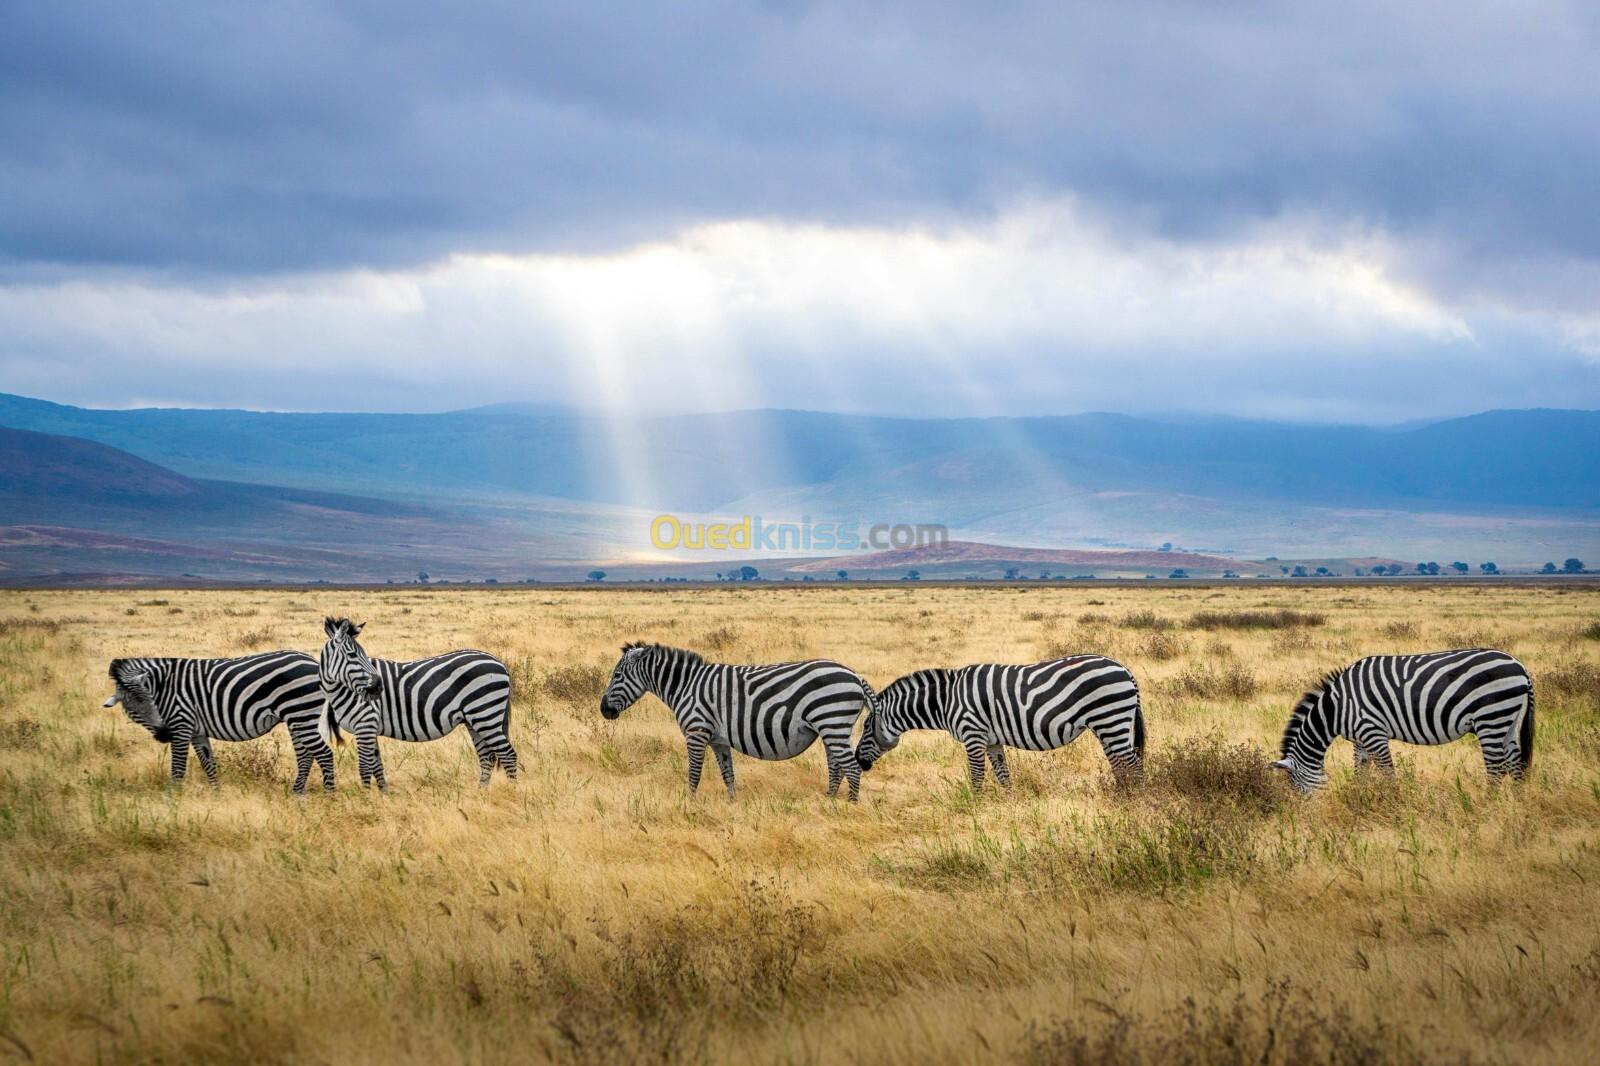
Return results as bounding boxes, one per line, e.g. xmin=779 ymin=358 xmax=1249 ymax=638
xmin=2 ymin=1 xmax=1598 ymax=420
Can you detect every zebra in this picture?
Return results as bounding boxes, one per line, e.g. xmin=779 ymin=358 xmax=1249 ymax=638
xmin=103 ymin=651 xmax=334 ymax=793
xmin=319 ymin=617 xmax=517 ymax=790
xmin=854 ymin=655 xmax=1146 ymax=790
xmin=1273 ymin=648 xmax=1534 ymax=794
xmin=600 ymin=642 xmax=876 ymax=801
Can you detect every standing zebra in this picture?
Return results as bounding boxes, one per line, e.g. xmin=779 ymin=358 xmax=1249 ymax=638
xmin=319 ymin=618 xmax=517 ymax=790
xmin=600 ymin=642 xmax=876 ymax=801
xmin=1273 ymin=648 xmax=1534 ymax=793
xmin=104 ymin=651 xmax=334 ymax=793
xmin=854 ymin=656 xmax=1145 ymax=790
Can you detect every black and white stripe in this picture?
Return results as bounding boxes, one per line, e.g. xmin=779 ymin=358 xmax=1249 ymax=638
xmin=600 ymin=642 xmax=876 ymax=801
xmin=105 ymin=651 xmax=333 ymax=792
xmin=1273 ymin=648 xmax=1534 ymax=793
xmin=854 ymin=656 xmax=1146 ymax=790
xmin=319 ymin=618 xmax=517 ymax=790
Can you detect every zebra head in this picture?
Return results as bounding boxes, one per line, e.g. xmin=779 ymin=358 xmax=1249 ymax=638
xmin=321 ymin=617 xmax=381 ymax=715
xmin=1272 ymin=684 xmax=1334 ymax=794
xmin=106 ymin=658 xmax=171 ymax=742
xmin=855 ymin=676 xmax=911 ymax=772
xmin=600 ymin=643 xmax=652 ymax=719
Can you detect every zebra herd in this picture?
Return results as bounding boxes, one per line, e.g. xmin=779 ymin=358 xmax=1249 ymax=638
xmin=104 ymin=619 xmax=1536 ymax=799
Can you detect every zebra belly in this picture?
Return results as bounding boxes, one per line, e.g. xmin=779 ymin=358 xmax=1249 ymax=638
xmin=720 ymin=719 xmax=818 ymax=761
xmin=383 ymin=714 xmax=462 ymax=742
xmin=203 ymin=708 xmax=281 ymax=742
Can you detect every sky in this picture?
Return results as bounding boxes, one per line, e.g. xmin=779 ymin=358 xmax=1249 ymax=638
xmin=2 ymin=1 xmax=1599 ymax=421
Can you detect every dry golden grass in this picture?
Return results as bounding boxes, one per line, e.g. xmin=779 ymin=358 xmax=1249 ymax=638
xmin=2 ymin=584 xmax=1599 ymax=1064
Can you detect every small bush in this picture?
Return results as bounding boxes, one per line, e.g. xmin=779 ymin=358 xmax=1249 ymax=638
xmin=0 ymin=717 xmax=42 ymax=749
xmin=1021 ymin=980 xmax=1409 ymax=1066
xmin=1543 ymin=657 xmax=1600 ymax=703
xmin=1138 ymin=630 xmax=1188 ymax=661
xmin=700 ymin=626 xmax=741 ymax=652
xmin=542 ymin=663 xmax=609 ymax=704
xmin=1148 ymin=733 xmax=1282 ymax=813
xmin=1188 ymin=609 xmax=1326 ymax=630
xmin=1122 ymin=610 xmax=1178 ymax=631
xmin=1578 ymin=620 xmax=1600 ymax=642
xmin=1167 ymin=663 xmax=1259 ymax=701
xmin=236 ymin=628 xmax=274 ymax=650
xmin=1380 ymin=620 xmax=1418 ymax=640
xmin=218 ymin=739 xmax=282 ymax=782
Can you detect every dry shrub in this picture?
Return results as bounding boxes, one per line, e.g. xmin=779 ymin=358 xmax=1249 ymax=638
xmin=221 ymin=607 xmax=259 ymax=618
xmin=136 ymin=599 xmax=169 ymax=607
xmin=1188 ymin=609 xmax=1326 ymax=631
xmin=1579 ymin=620 xmax=1600 ymax=642
xmin=1269 ymin=628 xmax=1316 ymax=653
xmin=544 ymin=881 xmax=819 ymax=1063
xmin=0 ymin=716 xmax=42 ymax=749
xmin=1167 ymin=662 xmax=1259 ymax=701
xmin=1139 ymin=630 xmax=1188 ymax=661
xmin=542 ymin=663 xmax=608 ymax=704
xmin=1148 ymin=733 xmax=1282 ymax=813
xmin=218 ymin=739 xmax=282 ymax=782
xmin=1022 ymin=980 xmax=1412 ymax=1066
xmin=699 ymin=626 xmax=741 ymax=652
xmin=1077 ymin=611 xmax=1112 ymax=626
xmin=1122 ymin=610 xmax=1178 ymax=631
xmin=1380 ymin=620 xmax=1419 ymax=640
xmin=1543 ymin=657 xmax=1600 ymax=704
xmin=236 ymin=628 xmax=274 ymax=650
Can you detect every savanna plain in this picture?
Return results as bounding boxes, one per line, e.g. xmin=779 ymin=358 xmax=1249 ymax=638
xmin=2 ymin=584 xmax=1599 ymax=1064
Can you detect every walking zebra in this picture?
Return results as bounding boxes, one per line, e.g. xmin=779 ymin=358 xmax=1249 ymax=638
xmin=1273 ymin=648 xmax=1534 ymax=793
xmin=104 ymin=651 xmax=334 ymax=792
xmin=600 ymin=642 xmax=876 ymax=800
xmin=319 ymin=618 xmax=517 ymax=790
xmin=854 ymin=655 xmax=1145 ymax=790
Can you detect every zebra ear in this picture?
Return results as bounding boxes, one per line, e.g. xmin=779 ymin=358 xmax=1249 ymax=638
xmin=352 ymin=622 xmax=365 ymax=636
xmin=324 ymin=617 xmax=338 ymax=638
xmin=1270 ymin=758 xmax=1292 ymax=772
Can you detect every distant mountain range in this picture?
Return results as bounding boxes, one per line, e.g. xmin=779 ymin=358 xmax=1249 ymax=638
xmin=0 ymin=391 xmax=1596 ymax=583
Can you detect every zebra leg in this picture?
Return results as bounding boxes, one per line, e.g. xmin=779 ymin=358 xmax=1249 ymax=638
xmin=1358 ymin=735 xmax=1396 ymax=778
xmin=1090 ymin=721 xmax=1143 ymax=785
xmin=470 ymin=733 xmax=496 ymax=787
xmin=192 ymin=734 xmax=219 ymax=786
xmin=1353 ymin=746 xmax=1371 ymax=774
xmin=713 ymin=744 xmax=735 ymax=799
xmin=286 ymin=720 xmax=333 ymax=794
xmin=168 ymin=728 xmax=192 ymax=784
xmin=684 ymin=731 xmax=710 ymax=796
xmin=496 ymin=739 xmax=519 ymax=780
xmin=1477 ymin=724 xmax=1520 ymax=778
xmin=987 ymin=744 xmax=1012 ymax=789
xmin=821 ymin=734 xmax=861 ymax=802
xmin=961 ymin=738 xmax=988 ymax=793
xmin=357 ymin=732 xmax=388 ymax=792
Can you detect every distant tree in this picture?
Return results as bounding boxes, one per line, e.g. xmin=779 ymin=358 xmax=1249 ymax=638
xmin=1039 ymin=570 xmax=1051 ymax=580
xmin=1003 ymin=567 xmax=1021 ymax=580
xmin=1417 ymin=562 xmax=1441 ymax=576
xmin=1159 ymin=542 xmax=1173 ymax=552
xmin=417 ymin=571 xmax=429 ymax=583
xmin=1292 ymin=565 xmax=1309 ymax=577
xmin=1280 ymin=566 xmax=1290 ymax=575
xmin=1353 ymin=568 xmax=1364 ymax=577
xmin=484 ymin=577 xmax=498 ymax=584
xmin=803 ymin=575 xmax=815 ymax=582
xmin=904 ymin=569 xmax=922 ymax=581
xmin=1479 ymin=562 xmax=1498 ymax=574
xmin=1315 ymin=567 xmax=1332 ymax=576
xmin=1223 ymin=570 xmax=1239 ymax=579
xmin=587 ymin=570 xmax=606 ymax=582
xmin=1564 ymin=557 xmax=1586 ymax=573
xmin=1542 ymin=562 xmax=1559 ymax=574
xmin=836 ymin=570 xmax=849 ymax=581
xmin=1169 ymin=568 xmax=1189 ymax=579
xmin=715 ymin=572 xmax=723 ymax=580
xmin=738 ymin=565 xmax=759 ymax=581
xmin=1450 ymin=561 xmax=1469 ymax=574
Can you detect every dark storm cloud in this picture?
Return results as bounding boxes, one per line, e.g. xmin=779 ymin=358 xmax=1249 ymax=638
xmin=4 ymin=1 xmax=1598 ymax=277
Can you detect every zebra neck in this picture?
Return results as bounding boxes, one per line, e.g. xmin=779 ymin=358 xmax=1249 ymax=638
xmin=642 ymin=655 xmax=697 ymax=714
xmin=1287 ymin=693 xmax=1337 ymax=761
xmin=889 ymin=677 xmax=952 ymax=734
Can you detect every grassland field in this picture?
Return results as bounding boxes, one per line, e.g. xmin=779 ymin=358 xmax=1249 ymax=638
xmin=2 ymin=584 xmax=1599 ymax=1064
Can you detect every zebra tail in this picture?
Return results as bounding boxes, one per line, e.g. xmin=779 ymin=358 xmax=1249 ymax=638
xmin=324 ymin=701 xmax=344 ymax=747
xmin=1518 ymin=684 xmax=1535 ymax=775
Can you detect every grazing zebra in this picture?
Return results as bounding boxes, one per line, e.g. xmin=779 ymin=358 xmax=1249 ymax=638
xmin=1273 ymin=648 xmax=1534 ymax=793
xmin=600 ymin=642 xmax=876 ymax=801
xmin=854 ymin=656 xmax=1146 ymax=790
xmin=103 ymin=651 xmax=334 ymax=792
xmin=319 ymin=617 xmax=517 ymax=789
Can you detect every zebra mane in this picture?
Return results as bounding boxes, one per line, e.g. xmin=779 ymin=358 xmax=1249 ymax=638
xmin=1280 ymin=667 xmax=1342 ymax=757
xmin=621 ymin=642 xmax=704 ymax=665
